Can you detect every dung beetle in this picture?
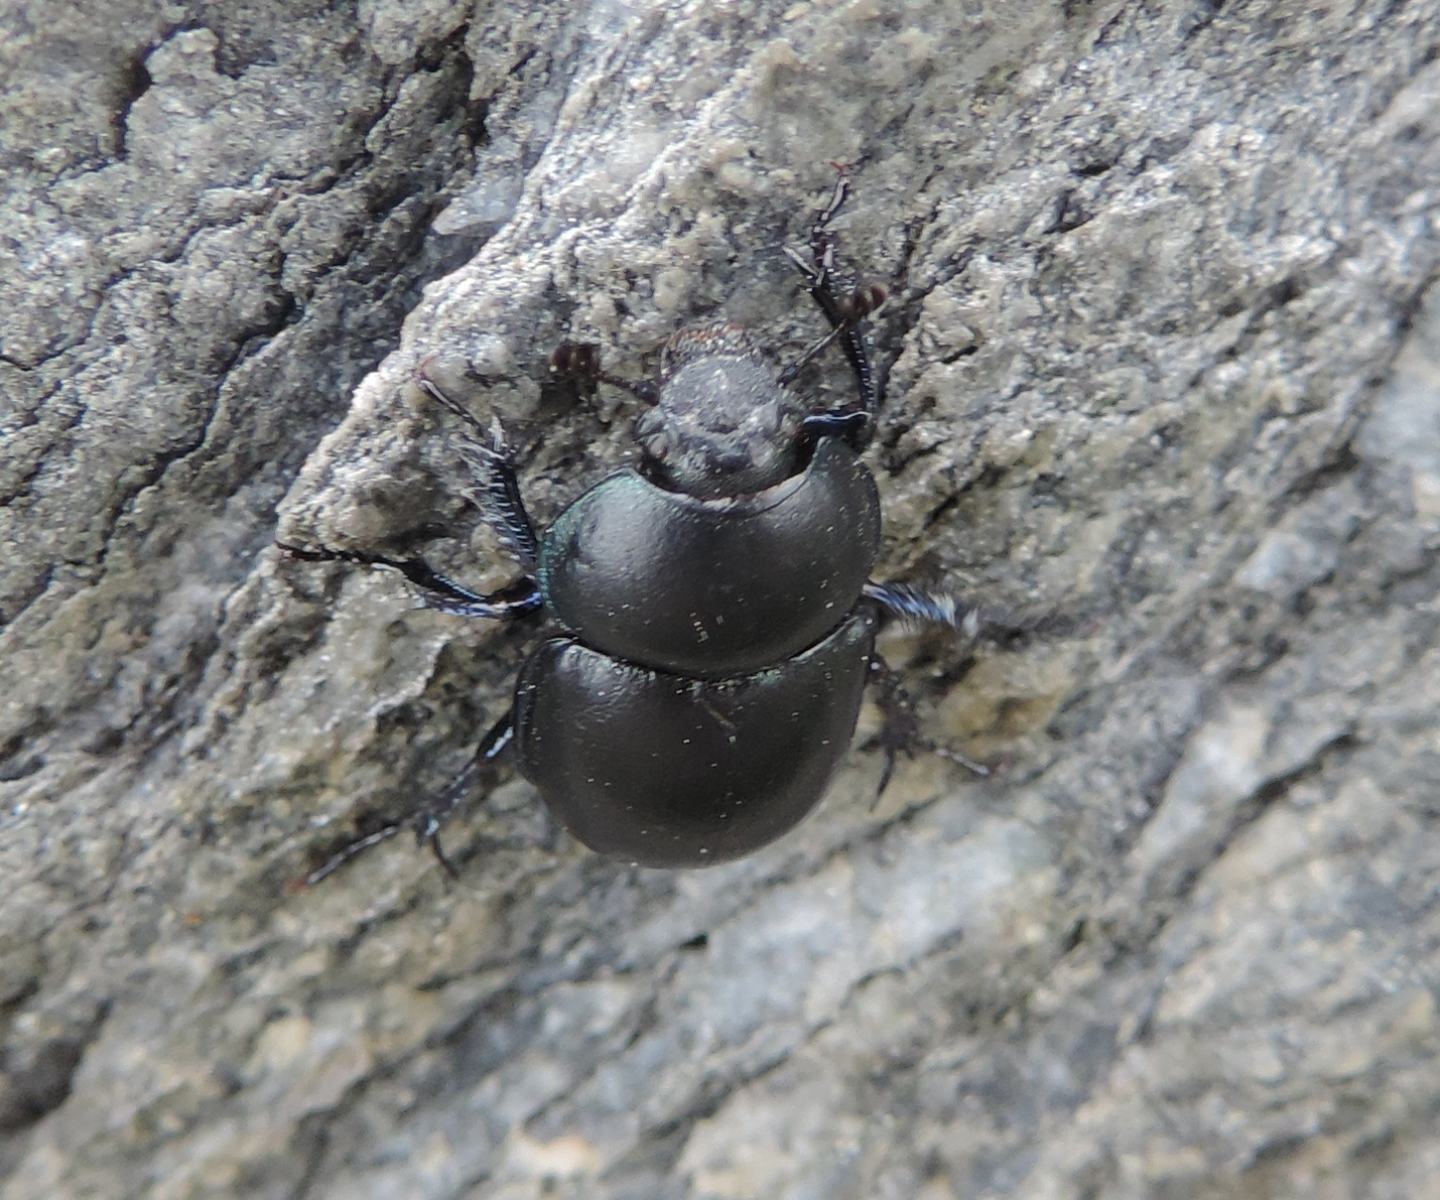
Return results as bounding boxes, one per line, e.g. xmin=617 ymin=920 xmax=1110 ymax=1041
xmin=279 ymin=178 xmax=986 ymax=879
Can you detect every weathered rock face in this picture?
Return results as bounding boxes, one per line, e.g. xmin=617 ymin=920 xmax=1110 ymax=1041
xmin=3 ymin=1 xmax=1438 ymax=1196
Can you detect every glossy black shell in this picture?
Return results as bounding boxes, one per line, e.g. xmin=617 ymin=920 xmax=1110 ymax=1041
xmin=513 ymin=608 xmax=878 ymax=866
xmin=536 ymin=438 xmax=881 ymax=677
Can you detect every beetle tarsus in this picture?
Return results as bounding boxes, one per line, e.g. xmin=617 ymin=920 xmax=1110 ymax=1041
xmin=424 ymin=831 xmax=460 ymax=879
xmin=289 ymin=822 xmax=408 ymax=891
xmin=813 ymin=168 xmax=851 ymax=238
xmin=776 ymin=318 xmax=844 ymax=386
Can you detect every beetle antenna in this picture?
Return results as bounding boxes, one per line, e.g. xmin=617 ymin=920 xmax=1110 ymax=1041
xmin=551 ymin=342 xmax=658 ymax=405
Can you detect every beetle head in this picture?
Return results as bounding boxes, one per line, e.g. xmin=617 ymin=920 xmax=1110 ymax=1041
xmin=636 ymin=323 xmax=804 ymax=499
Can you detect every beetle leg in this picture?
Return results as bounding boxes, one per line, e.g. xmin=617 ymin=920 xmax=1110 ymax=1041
xmin=416 ymin=367 xmax=541 ymax=572
xmin=782 ymin=175 xmax=884 ymax=419
xmin=862 ymin=580 xmax=982 ymax=639
xmin=776 ymin=321 xmax=844 ymax=385
xmin=866 ymin=654 xmax=989 ymax=804
xmin=777 ymin=282 xmax=885 ymax=390
xmin=795 ymin=408 xmax=871 ymax=455
xmin=813 ymin=168 xmax=851 ymax=230
xmin=412 ymin=709 xmax=515 ymax=876
xmin=290 ymin=709 xmax=516 ymax=888
xmin=276 ymin=542 xmax=543 ymax=620
xmin=286 ymin=822 xmax=408 ymax=891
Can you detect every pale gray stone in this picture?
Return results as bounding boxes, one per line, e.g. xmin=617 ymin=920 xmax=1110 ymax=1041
xmin=2 ymin=1 xmax=1439 ymax=1198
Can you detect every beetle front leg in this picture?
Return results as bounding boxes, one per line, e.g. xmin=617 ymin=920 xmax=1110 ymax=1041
xmin=276 ymin=542 xmax=544 ymax=620
xmin=777 ymin=281 xmax=886 ymax=389
xmin=291 ymin=708 xmax=516 ymax=888
xmin=416 ymin=364 xmax=541 ymax=572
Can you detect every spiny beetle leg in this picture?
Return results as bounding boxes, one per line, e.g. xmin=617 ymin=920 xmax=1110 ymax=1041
xmin=416 ymin=361 xmax=541 ymax=572
xmin=288 ymin=709 xmax=516 ymax=889
xmin=783 ymin=169 xmax=883 ymax=422
xmin=865 ymin=653 xmax=989 ymax=807
xmin=777 ymin=282 xmax=886 ymax=391
xmin=275 ymin=542 xmax=543 ymax=620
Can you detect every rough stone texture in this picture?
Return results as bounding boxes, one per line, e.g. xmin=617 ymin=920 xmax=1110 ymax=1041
xmin=2 ymin=0 xmax=1439 ymax=1197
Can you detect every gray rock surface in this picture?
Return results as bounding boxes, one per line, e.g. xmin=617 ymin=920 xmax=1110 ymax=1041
xmin=2 ymin=1 xmax=1439 ymax=1197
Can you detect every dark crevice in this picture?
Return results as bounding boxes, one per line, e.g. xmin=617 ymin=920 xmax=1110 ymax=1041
xmin=1178 ymin=0 xmax=1227 ymax=42
xmin=1073 ymin=155 xmax=1117 ymax=178
xmin=1105 ymin=728 xmax=1360 ymax=965
xmin=0 ymin=1001 xmax=111 ymax=1134
xmin=1276 ymin=439 xmax=1362 ymax=506
xmin=1042 ymin=187 xmax=1092 ymax=235
xmin=111 ymin=52 xmax=153 ymax=161
xmin=921 ymin=492 xmax=961 ymax=533
xmin=0 ymin=455 xmax=49 ymax=510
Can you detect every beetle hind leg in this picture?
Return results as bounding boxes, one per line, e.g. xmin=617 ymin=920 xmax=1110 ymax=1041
xmin=289 ymin=709 xmax=516 ymax=889
xmin=409 ymin=709 xmax=516 ymax=877
xmin=865 ymin=653 xmax=989 ymax=806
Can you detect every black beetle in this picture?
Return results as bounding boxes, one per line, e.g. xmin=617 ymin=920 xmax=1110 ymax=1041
xmin=280 ymin=178 xmax=985 ymax=879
